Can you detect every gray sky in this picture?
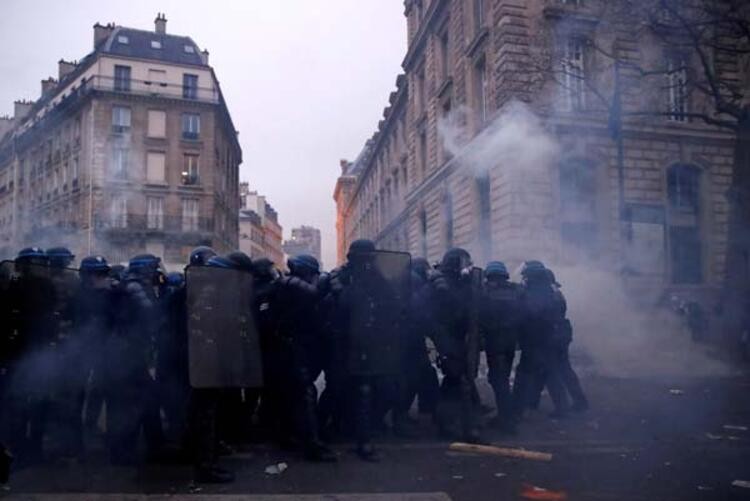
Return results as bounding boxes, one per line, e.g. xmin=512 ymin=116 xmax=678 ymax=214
xmin=0 ymin=0 xmax=407 ymax=268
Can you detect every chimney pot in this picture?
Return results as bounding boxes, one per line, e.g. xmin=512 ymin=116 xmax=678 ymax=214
xmin=155 ymin=13 xmax=167 ymax=34
xmin=93 ymin=22 xmax=115 ymax=49
xmin=58 ymin=59 xmax=76 ymax=81
xmin=201 ymin=49 xmax=210 ymax=65
xmin=41 ymin=77 xmax=58 ymax=97
xmin=13 ymin=100 xmax=34 ymax=120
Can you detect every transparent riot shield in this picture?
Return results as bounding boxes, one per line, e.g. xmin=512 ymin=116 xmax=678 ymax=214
xmin=346 ymin=250 xmax=411 ymax=377
xmin=185 ymin=265 xmax=263 ymax=389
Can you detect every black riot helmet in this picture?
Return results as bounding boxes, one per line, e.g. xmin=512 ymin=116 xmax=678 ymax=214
xmin=252 ymin=257 xmax=279 ymax=283
xmin=347 ymin=239 xmax=376 ymax=269
xmin=226 ymin=251 xmax=255 ymax=273
xmin=189 ymin=246 xmax=217 ymax=267
xmin=440 ymin=248 xmax=472 ymax=276
xmin=15 ymin=247 xmax=48 ymax=266
xmin=46 ymin=247 xmax=75 ymax=268
xmin=288 ymin=254 xmax=320 ymax=279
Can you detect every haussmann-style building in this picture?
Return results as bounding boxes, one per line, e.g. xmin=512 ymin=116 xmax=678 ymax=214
xmin=0 ymin=14 xmax=242 ymax=267
xmin=334 ymin=0 xmax=740 ymax=306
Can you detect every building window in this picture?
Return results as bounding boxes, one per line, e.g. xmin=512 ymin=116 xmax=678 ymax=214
xmin=112 ymin=147 xmax=129 ymax=177
xmin=112 ymin=106 xmax=131 ymax=133
xmin=72 ymin=156 xmax=79 ymax=180
xmin=560 ymin=158 xmax=596 ymax=216
xmin=444 ymin=192 xmax=454 ymax=250
xmin=111 ymin=196 xmax=127 ymax=228
xmin=147 ymin=110 xmax=166 ymax=138
xmin=182 ymin=113 xmax=200 ymax=140
xmin=419 ymin=209 xmax=428 ymax=258
xmin=667 ymin=164 xmax=700 ymax=213
xmin=183 ymin=74 xmax=198 ymax=99
xmin=117 ymin=35 xmax=129 ymax=44
xmin=473 ymin=0 xmax=485 ymax=33
xmin=147 ymin=196 xmax=164 ymax=230
xmin=666 ymin=53 xmax=689 ymax=122
xmin=184 ymin=44 xmax=195 ymax=54
xmin=146 ymin=152 xmax=166 ymax=183
xmin=418 ymin=128 xmax=427 ymax=179
xmin=416 ymin=66 xmax=426 ymax=114
xmin=477 ymin=174 xmax=492 ymax=260
xmin=182 ymin=198 xmax=199 ymax=231
xmin=562 ymin=38 xmax=586 ymax=111
xmin=150 ymin=40 xmax=162 ymax=50
xmin=667 ymin=164 xmax=702 ymax=283
xmin=114 ymin=65 xmax=131 ymax=92
xmin=474 ymin=56 xmax=488 ymax=126
xmin=182 ymin=154 xmax=200 ymax=185
xmin=439 ymin=30 xmax=450 ymax=81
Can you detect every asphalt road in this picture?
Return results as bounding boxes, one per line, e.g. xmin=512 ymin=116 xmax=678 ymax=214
xmin=3 ymin=363 xmax=750 ymax=501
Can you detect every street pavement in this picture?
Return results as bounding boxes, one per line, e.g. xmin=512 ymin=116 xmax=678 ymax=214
xmin=3 ymin=363 xmax=750 ymax=500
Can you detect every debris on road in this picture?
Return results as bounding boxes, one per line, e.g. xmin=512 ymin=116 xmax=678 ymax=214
xmin=452 ymin=475 xmax=464 ymax=480
xmin=697 ymin=485 xmax=714 ymax=491
xmin=188 ymin=484 xmax=203 ymax=494
xmin=669 ymin=389 xmax=684 ymax=396
xmin=706 ymin=433 xmax=723 ymax=440
xmin=732 ymin=480 xmax=750 ymax=489
xmin=520 ymin=483 xmax=568 ymax=500
xmin=494 ymin=472 xmax=507 ymax=478
xmin=264 ymin=462 xmax=288 ymax=475
xmin=449 ymin=442 xmax=553 ymax=462
xmin=723 ymin=425 xmax=748 ymax=432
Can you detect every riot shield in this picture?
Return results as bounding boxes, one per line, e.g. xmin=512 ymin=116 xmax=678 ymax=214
xmin=185 ymin=265 xmax=263 ymax=389
xmin=346 ymin=250 xmax=411 ymax=377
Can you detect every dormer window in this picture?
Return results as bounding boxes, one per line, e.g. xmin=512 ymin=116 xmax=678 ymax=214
xmin=184 ymin=45 xmax=195 ymax=54
xmin=151 ymin=40 xmax=162 ymax=49
xmin=117 ymin=35 xmax=129 ymax=44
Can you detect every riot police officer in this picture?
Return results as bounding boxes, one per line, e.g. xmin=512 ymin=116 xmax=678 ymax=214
xmin=185 ymin=250 xmax=235 ymax=484
xmin=429 ymin=248 xmax=481 ymax=443
xmin=69 ymin=256 xmax=117 ymax=457
xmin=545 ymin=269 xmax=588 ymax=412
xmin=5 ymin=247 xmax=56 ymax=464
xmin=274 ymin=255 xmax=336 ymax=462
xmin=45 ymin=247 xmax=80 ymax=457
xmin=513 ymin=261 xmax=569 ymax=419
xmin=479 ymin=261 xmax=522 ymax=433
xmin=104 ymin=254 xmax=164 ymax=464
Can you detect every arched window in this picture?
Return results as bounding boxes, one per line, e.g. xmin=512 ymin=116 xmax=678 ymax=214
xmin=667 ymin=164 xmax=702 ymax=284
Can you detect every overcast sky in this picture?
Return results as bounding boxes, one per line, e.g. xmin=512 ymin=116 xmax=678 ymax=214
xmin=0 ymin=0 xmax=407 ymax=268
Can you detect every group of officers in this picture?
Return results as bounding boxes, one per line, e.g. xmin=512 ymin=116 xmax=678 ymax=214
xmin=0 ymin=239 xmax=588 ymax=485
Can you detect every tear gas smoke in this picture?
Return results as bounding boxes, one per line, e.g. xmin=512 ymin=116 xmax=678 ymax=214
xmin=439 ymin=100 xmax=731 ymax=379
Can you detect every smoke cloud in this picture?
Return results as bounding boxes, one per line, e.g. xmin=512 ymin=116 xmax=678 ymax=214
xmin=439 ymin=100 xmax=731 ymax=379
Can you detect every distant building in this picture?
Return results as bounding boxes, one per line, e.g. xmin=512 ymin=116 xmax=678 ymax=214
xmin=283 ymin=225 xmax=322 ymax=266
xmin=0 ymin=15 xmax=242 ymax=266
xmin=238 ymin=182 xmax=284 ymax=266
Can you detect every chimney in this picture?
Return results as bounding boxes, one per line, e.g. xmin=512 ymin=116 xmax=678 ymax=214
xmin=41 ymin=77 xmax=58 ymax=96
xmin=0 ymin=117 xmax=14 ymax=139
xmin=58 ymin=59 xmax=76 ymax=80
xmin=155 ymin=13 xmax=167 ymax=34
xmin=340 ymin=159 xmax=350 ymax=174
xmin=201 ymin=49 xmax=210 ymax=65
xmin=93 ymin=22 xmax=115 ymax=48
xmin=14 ymin=100 xmax=34 ymax=120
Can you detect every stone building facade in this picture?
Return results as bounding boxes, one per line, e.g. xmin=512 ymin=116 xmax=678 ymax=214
xmin=238 ymin=182 xmax=284 ymax=266
xmin=334 ymin=0 xmax=737 ymax=302
xmin=283 ymin=225 xmax=323 ymax=266
xmin=0 ymin=15 xmax=242 ymax=267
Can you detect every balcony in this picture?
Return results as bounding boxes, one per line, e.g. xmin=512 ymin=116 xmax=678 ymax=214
xmin=95 ymin=214 xmax=214 ymax=235
xmin=85 ymin=75 xmax=219 ymax=104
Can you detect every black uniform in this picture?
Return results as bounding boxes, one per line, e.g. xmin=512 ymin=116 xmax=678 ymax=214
xmin=479 ymin=277 xmax=522 ymax=430
xmin=429 ymin=266 xmax=480 ymax=442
